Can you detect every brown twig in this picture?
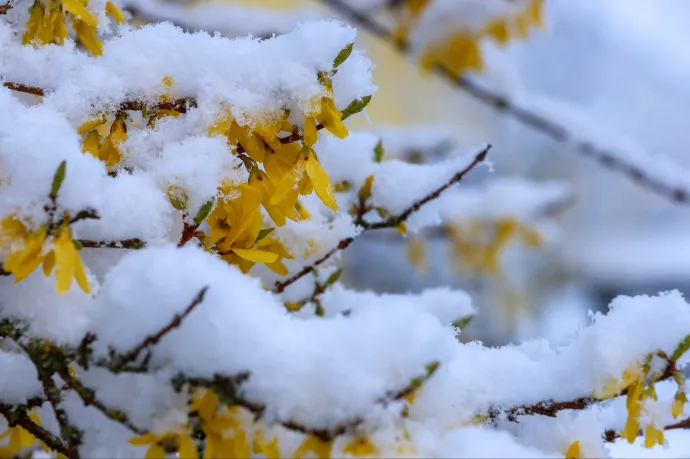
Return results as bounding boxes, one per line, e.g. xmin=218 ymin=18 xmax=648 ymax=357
xmin=57 ymin=369 xmax=146 ymax=435
xmin=320 ymin=0 xmax=690 ymax=206
xmin=77 ymin=238 xmax=146 ymax=249
xmin=272 ymin=145 xmax=489 ymax=293
xmin=4 ymin=82 xmax=197 ymax=114
xmin=0 ymin=2 xmax=13 ymax=15
xmin=109 ymin=286 xmax=208 ymax=371
xmin=0 ymin=402 xmax=70 ymax=456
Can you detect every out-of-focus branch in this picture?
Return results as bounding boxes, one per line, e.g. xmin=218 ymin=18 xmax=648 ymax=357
xmin=320 ymin=0 xmax=690 ymax=206
xmin=272 ymin=145 xmax=490 ymax=293
xmin=0 ymin=2 xmax=13 ymax=15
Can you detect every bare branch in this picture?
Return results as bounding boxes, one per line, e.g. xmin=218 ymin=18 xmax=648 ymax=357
xmin=0 ymin=402 xmax=69 ymax=456
xmin=272 ymin=146 xmax=489 ymax=293
xmin=109 ymin=286 xmax=208 ymax=371
xmin=77 ymin=238 xmax=146 ymax=249
xmin=0 ymin=1 xmax=13 ymax=15
xmin=57 ymin=369 xmax=146 ymax=435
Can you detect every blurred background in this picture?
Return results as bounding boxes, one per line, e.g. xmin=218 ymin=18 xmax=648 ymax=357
xmin=124 ymin=0 xmax=690 ymax=347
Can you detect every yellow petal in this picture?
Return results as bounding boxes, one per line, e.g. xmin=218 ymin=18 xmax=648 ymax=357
xmin=74 ymin=252 xmax=91 ymax=294
xmin=564 ymin=440 xmax=580 ymax=459
xmin=303 ymin=116 xmax=317 ymax=147
xmin=22 ymin=4 xmax=43 ymax=45
xmin=145 ymin=444 xmax=167 ymax=459
xmin=178 ymin=434 xmax=198 ymax=459
xmin=129 ymin=433 xmax=158 ymax=446
xmin=106 ymin=1 xmax=127 ymax=24
xmin=42 ymin=250 xmax=55 ymax=276
xmin=54 ymin=226 xmax=76 ymax=293
xmin=78 ymin=114 xmax=107 ymax=134
xmin=315 ymin=98 xmax=348 ymax=139
xmin=73 ymin=19 xmax=103 ymax=56
xmin=53 ymin=10 xmax=69 ymax=44
xmin=270 ymin=163 xmax=304 ymax=206
xmin=232 ymin=248 xmax=279 ymax=264
xmin=303 ymin=148 xmax=337 ymax=211
xmin=82 ymin=130 xmax=101 ymax=158
xmin=62 ymin=0 xmax=98 ymax=27
xmin=266 ymin=259 xmax=288 ymax=276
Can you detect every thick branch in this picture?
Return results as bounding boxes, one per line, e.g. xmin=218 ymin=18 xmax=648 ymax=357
xmin=320 ymin=0 xmax=690 ymax=206
xmin=272 ymin=145 xmax=489 ymax=293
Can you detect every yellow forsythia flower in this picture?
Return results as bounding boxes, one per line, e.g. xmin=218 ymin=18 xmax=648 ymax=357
xmin=292 ymin=435 xmax=332 ymax=459
xmin=129 ymin=430 xmax=197 ymax=459
xmin=44 ymin=223 xmax=90 ymax=294
xmin=564 ymin=440 xmax=580 ymax=459
xmin=342 ymin=436 xmax=378 ymax=457
xmin=253 ymin=426 xmax=281 ymax=459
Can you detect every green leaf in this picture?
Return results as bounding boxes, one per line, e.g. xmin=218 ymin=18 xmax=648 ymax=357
xmin=72 ymin=239 xmax=83 ymax=251
xmin=51 ymin=160 xmax=67 ymax=196
xmin=193 ymin=196 xmax=215 ymax=226
xmin=373 ymin=139 xmax=385 ymax=163
xmin=452 ymin=315 xmax=474 ymax=331
xmin=318 ymin=72 xmax=333 ymax=93
xmin=341 ymin=95 xmax=372 ymax=121
xmin=407 ymin=361 xmax=441 ymax=393
xmin=425 ymin=361 xmax=440 ymax=376
xmin=672 ymin=334 xmax=690 ymax=362
xmin=168 ymin=189 xmax=188 ymax=211
xmin=333 ymin=43 xmax=354 ymax=69
xmin=254 ymin=228 xmax=275 ymax=244
xmin=324 ymin=269 xmax=342 ymax=288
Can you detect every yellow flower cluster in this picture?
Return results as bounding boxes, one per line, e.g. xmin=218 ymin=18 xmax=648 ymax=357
xmin=0 ymin=216 xmax=90 ymax=293
xmin=206 ymin=182 xmax=293 ymax=275
xmin=446 ymin=218 xmax=542 ymax=276
xmin=593 ymin=358 xmax=687 ymax=449
xmin=197 ymin=74 xmax=351 ymax=272
xmin=395 ymin=0 xmax=544 ymax=77
xmin=128 ymin=388 xmax=384 ymax=459
xmin=23 ymin=0 xmax=126 ymax=56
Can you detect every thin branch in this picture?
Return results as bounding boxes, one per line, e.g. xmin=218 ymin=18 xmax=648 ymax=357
xmin=363 ymin=146 xmax=489 ymax=230
xmin=272 ymin=145 xmax=489 ymax=293
xmin=320 ymin=0 xmax=690 ymax=206
xmin=57 ymin=369 xmax=146 ymax=435
xmin=0 ymin=1 xmax=13 ymax=15
xmin=604 ymin=415 xmax=690 ymax=443
xmin=4 ymin=82 xmax=197 ymax=114
xmin=490 ymin=354 xmax=676 ymax=431
xmin=109 ymin=286 xmax=208 ymax=371
xmin=0 ymin=402 xmax=70 ymax=456
xmin=3 ymin=82 xmax=43 ymax=96
xmin=77 ymin=238 xmax=146 ymax=249
xmin=273 ymin=238 xmax=354 ymax=294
